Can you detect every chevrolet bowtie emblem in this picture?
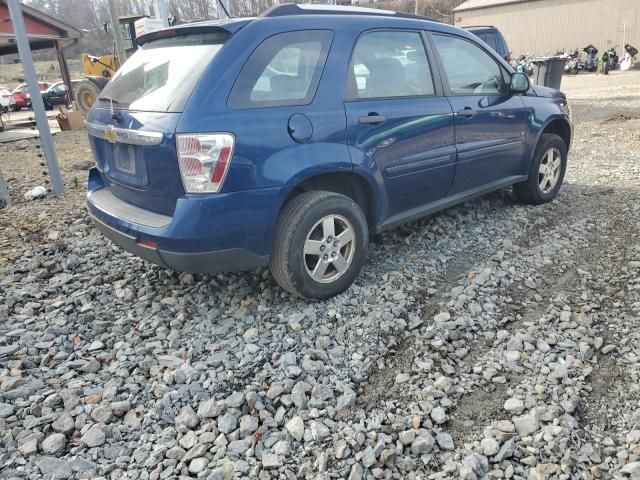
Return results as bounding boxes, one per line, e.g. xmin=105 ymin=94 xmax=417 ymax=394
xmin=104 ymin=126 xmax=117 ymax=143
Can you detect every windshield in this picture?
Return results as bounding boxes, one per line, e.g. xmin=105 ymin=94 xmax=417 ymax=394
xmin=98 ymin=32 xmax=228 ymax=113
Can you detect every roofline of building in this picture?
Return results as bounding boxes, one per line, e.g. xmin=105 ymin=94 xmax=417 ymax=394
xmin=454 ymin=0 xmax=535 ymax=13
xmin=0 ymin=0 xmax=82 ymax=39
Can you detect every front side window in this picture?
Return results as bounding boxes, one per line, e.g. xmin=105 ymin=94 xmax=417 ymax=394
xmin=346 ymin=30 xmax=435 ymax=100
xmin=433 ymin=34 xmax=505 ymax=95
xmin=228 ymin=30 xmax=333 ymax=109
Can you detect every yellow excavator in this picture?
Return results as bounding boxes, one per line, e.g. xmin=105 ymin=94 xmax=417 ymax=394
xmin=74 ymin=15 xmax=146 ymax=113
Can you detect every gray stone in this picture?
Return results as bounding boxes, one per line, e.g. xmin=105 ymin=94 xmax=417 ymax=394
xmin=18 ymin=432 xmax=43 ymax=457
xmin=348 ymin=463 xmax=364 ymax=480
xmin=42 ymin=433 xmax=66 ymax=454
xmin=37 ymin=457 xmax=72 ymax=479
xmin=175 ymin=405 xmax=199 ymax=429
xmin=0 ymin=402 xmax=15 ymax=418
xmin=218 ymin=411 xmax=237 ymax=434
xmin=504 ymin=397 xmax=525 ymax=415
xmin=399 ymin=430 xmax=416 ymax=445
xmin=81 ymin=424 xmax=106 ymax=447
xmin=436 ymin=432 xmax=454 ymax=450
xmin=262 ymin=453 xmax=281 ymax=469
xmin=363 ymin=446 xmax=378 ymax=468
xmin=198 ymin=398 xmax=225 ymax=418
xmin=90 ymin=404 xmax=113 ymax=423
xmin=513 ymin=412 xmax=540 ymax=437
xmin=189 ymin=457 xmax=209 ymax=474
xmin=481 ymin=438 xmax=500 ymax=456
xmin=225 ymin=391 xmax=244 ymax=408
xmin=411 ymin=432 xmax=435 ymax=454
xmin=239 ymin=415 xmax=259 ymax=437
xmin=430 ymin=407 xmax=448 ymax=425
xmin=286 ymin=416 xmax=304 ymax=441
xmin=336 ymin=387 xmax=357 ymax=412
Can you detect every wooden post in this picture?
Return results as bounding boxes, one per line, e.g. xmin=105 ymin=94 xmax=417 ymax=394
xmin=55 ymin=40 xmax=75 ymax=104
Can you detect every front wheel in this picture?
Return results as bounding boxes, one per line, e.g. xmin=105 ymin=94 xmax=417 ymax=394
xmin=270 ymin=191 xmax=369 ymax=300
xmin=75 ymin=80 xmax=101 ymax=114
xmin=513 ymin=133 xmax=568 ymax=205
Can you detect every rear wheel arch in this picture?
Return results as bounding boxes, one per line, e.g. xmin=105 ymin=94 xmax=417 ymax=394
xmin=278 ymin=172 xmax=377 ymax=234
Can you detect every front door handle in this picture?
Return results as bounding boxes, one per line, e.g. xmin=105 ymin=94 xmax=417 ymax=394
xmin=457 ymin=107 xmax=477 ymax=118
xmin=359 ymin=113 xmax=386 ymax=125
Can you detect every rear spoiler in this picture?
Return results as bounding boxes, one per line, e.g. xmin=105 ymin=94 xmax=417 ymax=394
xmin=136 ymin=19 xmax=251 ymax=47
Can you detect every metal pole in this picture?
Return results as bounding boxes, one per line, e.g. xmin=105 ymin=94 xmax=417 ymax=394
xmin=0 ymin=167 xmax=11 ymax=208
xmin=219 ymin=0 xmax=231 ymax=19
xmin=153 ymin=0 xmax=169 ymax=27
xmin=108 ymin=0 xmax=127 ymax=65
xmin=7 ymin=0 xmax=64 ymax=196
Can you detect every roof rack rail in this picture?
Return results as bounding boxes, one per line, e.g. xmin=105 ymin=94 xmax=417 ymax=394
xmin=260 ymin=3 xmax=439 ymax=22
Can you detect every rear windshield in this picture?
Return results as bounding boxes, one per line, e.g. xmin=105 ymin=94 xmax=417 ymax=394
xmin=98 ymin=32 xmax=228 ymax=113
xmin=474 ymin=32 xmax=500 ymax=54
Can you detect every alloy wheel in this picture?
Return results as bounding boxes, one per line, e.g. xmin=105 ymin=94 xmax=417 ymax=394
xmin=538 ymin=147 xmax=562 ymax=194
xmin=303 ymin=214 xmax=356 ymax=284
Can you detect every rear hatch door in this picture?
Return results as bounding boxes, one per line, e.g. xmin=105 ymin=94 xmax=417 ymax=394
xmin=86 ymin=29 xmax=231 ymax=216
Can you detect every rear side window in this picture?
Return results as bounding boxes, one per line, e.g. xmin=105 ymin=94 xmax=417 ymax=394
xmin=432 ymin=34 xmax=505 ymax=95
xmin=346 ymin=31 xmax=435 ymax=100
xmin=228 ymin=30 xmax=333 ymax=109
xmin=97 ymin=32 xmax=229 ymax=113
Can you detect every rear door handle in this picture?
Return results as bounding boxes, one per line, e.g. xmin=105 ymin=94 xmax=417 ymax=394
xmin=456 ymin=107 xmax=477 ymax=118
xmin=359 ymin=113 xmax=386 ymax=125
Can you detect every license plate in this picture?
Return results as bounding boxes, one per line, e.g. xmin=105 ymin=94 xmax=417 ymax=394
xmin=114 ymin=145 xmax=136 ymax=175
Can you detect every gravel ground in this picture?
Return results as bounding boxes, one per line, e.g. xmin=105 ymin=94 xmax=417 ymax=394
xmin=1 ymin=71 xmax=640 ymax=480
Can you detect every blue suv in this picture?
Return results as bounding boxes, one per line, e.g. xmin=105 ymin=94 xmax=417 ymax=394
xmin=86 ymin=4 xmax=572 ymax=300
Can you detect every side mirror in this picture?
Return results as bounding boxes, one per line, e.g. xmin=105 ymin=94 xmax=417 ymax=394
xmin=510 ymin=72 xmax=530 ymax=94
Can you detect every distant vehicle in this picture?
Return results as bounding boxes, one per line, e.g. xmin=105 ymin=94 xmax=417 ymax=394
xmin=86 ymin=5 xmax=573 ymax=299
xmin=463 ymin=26 xmax=511 ymax=62
xmin=11 ymin=82 xmax=51 ymax=111
xmin=620 ymin=44 xmax=637 ymax=71
xmin=583 ymin=45 xmax=599 ymax=72
xmin=0 ymin=88 xmax=15 ymax=112
xmin=41 ymin=81 xmax=81 ymax=110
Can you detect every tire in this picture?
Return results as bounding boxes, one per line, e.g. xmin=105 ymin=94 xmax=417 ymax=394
xmin=513 ymin=133 xmax=568 ymax=205
xmin=270 ymin=191 xmax=369 ymax=300
xmin=75 ymin=80 xmax=101 ymax=114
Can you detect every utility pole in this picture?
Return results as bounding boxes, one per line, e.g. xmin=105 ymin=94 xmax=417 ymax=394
xmin=7 ymin=0 xmax=64 ymax=196
xmin=153 ymin=0 xmax=169 ymax=27
xmin=414 ymin=0 xmax=419 ymax=15
xmin=108 ymin=0 xmax=127 ymax=65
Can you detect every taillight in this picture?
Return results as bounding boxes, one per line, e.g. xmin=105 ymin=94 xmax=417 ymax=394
xmin=176 ymin=133 xmax=234 ymax=194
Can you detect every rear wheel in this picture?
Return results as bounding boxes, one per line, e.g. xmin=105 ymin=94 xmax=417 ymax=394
xmin=513 ymin=133 xmax=567 ymax=205
xmin=270 ymin=191 xmax=369 ymax=300
xmin=75 ymin=80 xmax=101 ymax=114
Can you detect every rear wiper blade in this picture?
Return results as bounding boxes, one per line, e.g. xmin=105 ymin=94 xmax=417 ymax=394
xmin=98 ymin=97 xmax=119 ymax=104
xmin=99 ymin=96 xmax=122 ymax=119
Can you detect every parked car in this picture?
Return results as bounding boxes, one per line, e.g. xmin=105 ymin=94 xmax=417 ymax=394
xmin=11 ymin=82 xmax=51 ymax=111
xmin=463 ymin=25 xmax=511 ymax=63
xmin=0 ymin=87 xmax=16 ymax=113
xmin=86 ymin=4 xmax=573 ymax=300
xmin=41 ymin=81 xmax=81 ymax=110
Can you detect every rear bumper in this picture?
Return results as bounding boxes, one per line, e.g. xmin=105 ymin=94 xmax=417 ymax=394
xmin=87 ymin=168 xmax=280 ymax=273
xmin=91 ymin=214 xmax=268 ymax=273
